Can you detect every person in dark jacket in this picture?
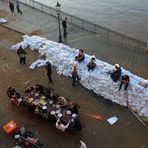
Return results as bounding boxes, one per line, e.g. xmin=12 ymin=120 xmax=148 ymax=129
xmin=110 ymin=64 xmax=122 ymax=82
xmin=8 ymin=1 xmax=16 ymax=16
xmin=6 ymin=87 xmax=17 ymax=98
xmin=67 ymin=102 xmax=79 ymax=114
xmin=119 ymin=74 xmax=130 ymax=91
xmin=75 ymin=49 xmax=85 ymax=62
xmin=45 ymin=61 xmax=52 ymax=82
xmin=62 ymin=17 xmax=68 ymax=37
xmin=17 ymin=45 xmax=27 ymax=64
xmin=16 ymin=0 xmax=22 ymax=15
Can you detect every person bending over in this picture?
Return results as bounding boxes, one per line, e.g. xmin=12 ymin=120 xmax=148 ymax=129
xmin=57 ymin=96 xmax=68 ymax=107
xmin=55 ymin=119 xmax=71 ymax=132
xmin=119 ymin=74 xmax=130 ymax=91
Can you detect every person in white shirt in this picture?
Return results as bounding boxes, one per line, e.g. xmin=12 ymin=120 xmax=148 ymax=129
xmin=55 ymin=119 xmax=71 ymax=132
xmin=80 ymin=140 xmax=87 ymax=148
xmin=57 ymin=96 xmax=68 ymax=107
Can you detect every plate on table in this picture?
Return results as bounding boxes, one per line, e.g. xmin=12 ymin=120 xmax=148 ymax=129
xmin=41 ymin=96 xmax=46 ymax=100
xmin=30 ymin=91 xmax=34 ymax=95
xmin=42 ymin=106 xmax=47 ymax=110
xmin=56 ymin=109 xmax=61 ymax=114
xmin=57 ymin=113 xmax=62 ymax=118
xmin=72 ymin=113 xmax=77 ymax=118
xmin=29 ymin=98 xmax=34 ymax=102
xmin=66 ymin=110 xmax=71 ymax=115
xmin=55 ymin=105 xmax=60 ymax=109
xmin=35 ymin=93 xmax=39 ymax=96
xmin=51 ymin=111 xmax=55 ymax=115
xmin=49 ymin=100 xmax=53 ymax=104
xmin=39 ymin=100 xmax=47 ymax=106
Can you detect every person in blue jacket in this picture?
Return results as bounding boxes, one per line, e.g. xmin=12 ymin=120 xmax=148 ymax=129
xmin=110 ymin=64 xmax=122 ymax=82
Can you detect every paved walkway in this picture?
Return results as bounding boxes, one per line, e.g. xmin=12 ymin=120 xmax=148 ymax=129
xmin=0 ymin=1 xmax=148 ymax=79
xmin=0 ymin=2 xmax=148 ymax=148
xmin=0 ymin=24 xmax=148 ymax=148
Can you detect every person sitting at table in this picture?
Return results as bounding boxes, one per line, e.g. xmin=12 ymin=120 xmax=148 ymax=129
xmin=73 ymin=119 xmax=82 ymax=131
xmin=24 ymin=84 xmax=34 ymax=94
xmin=34 ymin=106 xmax=40 ymax=115
xmin=67 ymin=102 xmax=79 ymax=114
xmin=41 ymin=106 xmax=48 ymax=118
xmin=119 ymin=74 xmax=130 ymax=91
xmin=34 ymin=84 xmax=45 ymax=95
xmin=48 ymin=112 xmax=57 ymax=126
xmin=44 ymin=87 xmax=54 ymax=98
xmin=87 ymin=56 xmax=96 ymax=71
xmin=36 ymin=106 xmax=44 ymax=118
xmin=55 ymin=118 xmax=71 ymax=132
xmin=50 ymin=92 xmax=59 ymax=103
xmin=57 ymin=96 xmax=68 ymax=107
xmin=6 ymin=86 xmax=17 ymax=98
xmin=110 ymin=64 xmax=122 ymax=82
xmin=75 ymin=49 xmax=85 ymax=62
xmin=28 ymin=103 xmax=36 ymax=114
xmin=10 ymin=94 xmax=20 ymax=106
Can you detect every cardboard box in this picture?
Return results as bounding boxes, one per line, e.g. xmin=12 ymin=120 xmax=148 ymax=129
xmin=3 ymin=120 xmax=17 ymax=135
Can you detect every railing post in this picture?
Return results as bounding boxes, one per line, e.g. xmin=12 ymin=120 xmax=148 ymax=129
xmin=94 ymin=24 xmax=96 ymax=35
xmin=71 ymin=16 xmax=72 ymax=23
xmin=121 ymin=36 xmax=123 ymax=44
xmin=107 ymin=30 xmax=109 ymax=40
xmin=50 ymin=8 xmax=52 ymax=16
xmin=32 ymin=0 xmax=34 ymax=8
xmin=82 ymin=20 xmax=84 ymax=30
xmin=60 ymin=12 xmax=63 ymax=20
xmin=41 ymin=3 xmax=43 ymax=12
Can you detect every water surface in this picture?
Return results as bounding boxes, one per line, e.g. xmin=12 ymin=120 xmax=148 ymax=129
xmin=35 ymin=0 xmax=148 ymax=42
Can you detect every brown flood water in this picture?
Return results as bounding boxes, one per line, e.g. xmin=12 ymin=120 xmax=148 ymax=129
xmin=0 ymin=25 xmax=147 ymax=148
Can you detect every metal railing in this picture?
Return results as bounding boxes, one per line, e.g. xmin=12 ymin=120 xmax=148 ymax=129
xmin=20 ymin=0 xmax=148 ymax=51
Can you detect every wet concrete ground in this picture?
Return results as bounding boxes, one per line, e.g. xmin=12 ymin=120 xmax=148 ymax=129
xmin=0 ymin=25 xmax=148 ymax=148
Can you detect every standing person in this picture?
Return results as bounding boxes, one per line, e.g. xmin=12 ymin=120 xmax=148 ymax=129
xmin=71 ymin=65 xmax=80 ymax=86
xmin=45 ymin=61 xmax=53 ymax=83
xmin=16 ymin=0 xmax=22 ymax=15
xmin=62 ymin=17 xmax=68 ymax=37
xmin=8 ymin=1 xmax=16 ymax=16
xmin=17 ymin=46 xmax=27 ymax=64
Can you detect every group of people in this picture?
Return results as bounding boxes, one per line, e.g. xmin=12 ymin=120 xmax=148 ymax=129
xmin=72 ymin=49 xmax=130 ymax=91
xmin=6 ymin=84 xmax=82 ymax=134
xmin=71 ymin=49 xmax=96 ymax=86
xmin=109 ymin=64 xmax=130 ymax=91
xmin=16 ymin=44 xmax=130 ymax=91
xmin=13 ymin=127 xmax=43 ymax=147
xmin=8 ymin=0 xmax=22 ymax=16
